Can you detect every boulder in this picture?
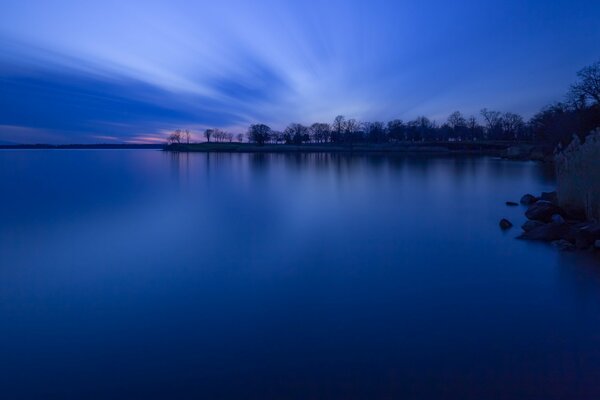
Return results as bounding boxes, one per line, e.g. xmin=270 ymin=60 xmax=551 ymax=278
xmin=540 ymin=191 xmax=558 ymax=205
xmin=499 ymin=219 xmax=513 ymax=230
xmin=522 ymin=220 xmax=544 ymax=232
xmin=525 ymin=201 xmax=565 ymax=223
xmin=562 ymin=205 xmax=587 ymax=222
xmin=518 ymin=222 xmax=572 ymax=242
xmin=574 ymin=223 xmax=600 ymax=249
xmin=506 ymin=201 xmax=519 ymax=207
xmin=552 ymin=239 xmax=576 ymax=251
xmin=551 ymin=214 xmax=565 ymax=224
xmin=520 ymin=194 xmax=538 ymax=206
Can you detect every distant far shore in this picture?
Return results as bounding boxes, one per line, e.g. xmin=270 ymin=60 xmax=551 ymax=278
xmin=0 ymin=141 xmax=554 ymax=161
xmin=0 ymin=144 xmax=165 ymax=150
xmin=165 ymin=141 xmax=553 ymax=161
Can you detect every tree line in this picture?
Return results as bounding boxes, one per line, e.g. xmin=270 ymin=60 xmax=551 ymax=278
xmin=168 ymin=61 xmax=600 ymax=147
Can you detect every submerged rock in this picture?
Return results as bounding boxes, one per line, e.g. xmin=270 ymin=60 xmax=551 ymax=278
xmin=552 ymin=239 xmax=576 ymax=251
xmin=525 ymin=201 xmax=565 ymax=223
xmin=518 ymin=222 xmax=572 ymax=241
xmin=574 ymin=223 xmax=600 ymax=249
xmin=522 ymin=220 xmax=544 ymax=232
xmin=540 ymin=191 xmax=558 ymax=205
xmin=506 ymin=201 xmax=519 ymax=206
xmin=499 ymin=219 xmax=513 ymax=230
xmin=520 ymin=194 xmax=538 ymax=205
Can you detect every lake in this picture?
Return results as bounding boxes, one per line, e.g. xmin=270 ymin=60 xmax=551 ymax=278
xmin=1 ymin=150 xmax=599 ymax=399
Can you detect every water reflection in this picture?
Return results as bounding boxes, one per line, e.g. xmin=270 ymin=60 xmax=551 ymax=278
xmin=0 ymin=150 xmax=598 ymax=399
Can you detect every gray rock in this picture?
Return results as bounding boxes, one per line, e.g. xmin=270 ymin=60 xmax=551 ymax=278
xmin=499 ymin=219 xmax=513 ymax=230
xmin=551 ymin=214 xmax=565 ymax=224
xmin=522 ymin=220 xmax=544 ymax=232
xmin=520 ymin=194 xmax=538 ymax=206
xmin=506 ymin=201 xmax=519 ymax=206
xmin=552 ymin=239 xmax=576 ymax=251
xmin=525 ymin=201 xmax=564 ymax=223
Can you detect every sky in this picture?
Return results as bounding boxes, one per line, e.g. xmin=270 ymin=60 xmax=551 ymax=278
xmin=0 ymin=0 xmax=599 ymax=144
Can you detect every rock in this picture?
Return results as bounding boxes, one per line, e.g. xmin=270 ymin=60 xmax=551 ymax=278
xmin=575 ymin=230 xmax=595 ymax=249
xmin=506 ymin=201 xmax=519 ymax=206
xmin=551 ymin=214 xmax=565 ymax=224
xmin=552 ymin=239 xmax=576 ymax=251
xmin=518 ymin=222 xmax=572 ymax=242
xmin=562 ymin=205 xmax=587 ymax=222
xmin=520 ymin=194 xmax=538 ymax=206
xmin=595 ymin=240 xmax=600 ymax=250
xmin=525 ymin=201 xmax=565 ymax=223
xmin=522 ymin=220 xmax=545 ymax=232
xmin=499 ymin=219 xmax=513 ymax=230
xmin=540 ymin=191 xmax=558 ymax=205
xmin=579 ymin=222 xmax=600 ymax=238
xmin=574 ymin=223 xmax=600 ymax=249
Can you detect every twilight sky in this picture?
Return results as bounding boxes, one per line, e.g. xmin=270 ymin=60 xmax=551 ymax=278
xmin=1 ymin=0 xmax=599 ymax=143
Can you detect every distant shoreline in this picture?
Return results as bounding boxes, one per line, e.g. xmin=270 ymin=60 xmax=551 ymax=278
xmin=0 ymin=142 xmax=553 ymax=161
xmin=165 ymin=141 xmax=552 ymax=160
xmin=0 ymin=144 xmax=165 ymax=150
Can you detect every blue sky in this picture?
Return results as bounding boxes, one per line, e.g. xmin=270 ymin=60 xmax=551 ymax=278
xmin=1 ymin=0 xmax=599 ymax=143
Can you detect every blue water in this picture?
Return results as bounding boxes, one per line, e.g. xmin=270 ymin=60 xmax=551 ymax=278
xmin=1 ymin=150 xmax=599 ymax=399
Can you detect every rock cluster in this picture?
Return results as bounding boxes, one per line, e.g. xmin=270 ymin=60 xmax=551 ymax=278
xmin=516 ymin=191 xmax=600 ymax=251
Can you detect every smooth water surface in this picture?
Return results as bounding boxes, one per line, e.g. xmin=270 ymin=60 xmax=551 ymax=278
xmin=1 ymin=150 xmax=599 ymax=399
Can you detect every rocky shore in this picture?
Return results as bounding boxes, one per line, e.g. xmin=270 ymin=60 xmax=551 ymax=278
xmin=501 ymin=191 xmax=600 ymax=252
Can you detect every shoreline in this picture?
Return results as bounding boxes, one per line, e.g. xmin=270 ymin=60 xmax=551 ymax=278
xmin=164 ymin=141 xmax=552 ymax=160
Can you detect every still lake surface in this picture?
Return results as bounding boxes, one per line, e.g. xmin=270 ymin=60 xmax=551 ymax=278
xmin=1 ymin=150 xmax=600 ymax=399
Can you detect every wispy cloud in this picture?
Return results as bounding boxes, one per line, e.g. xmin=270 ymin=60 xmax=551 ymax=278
xmin=1 ymin=0 xmax=599 ymax=142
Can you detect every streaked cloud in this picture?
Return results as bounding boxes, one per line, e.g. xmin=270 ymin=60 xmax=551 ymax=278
xmin=1 ymin=0 xmax=599 ymax=143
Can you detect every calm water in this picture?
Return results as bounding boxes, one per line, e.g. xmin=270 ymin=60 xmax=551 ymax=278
xmin=1 ymin=150 xmax=600 ymax=399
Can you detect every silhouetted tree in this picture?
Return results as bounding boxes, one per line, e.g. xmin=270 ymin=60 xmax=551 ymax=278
xmin=387 ymin=119 xmax=405 ymax=142
xmin=332 ymin=115 xmax=346 ymax=143
xmin=345 ymin=118 xmax=361 ymax=142
xmin=283 ymin=123 xmax=310 ymax=144
xmin=502 ymin=112 xmax=526 ymax=140
xmin=310 ymin=123 xmax=331 ymax=143
xmin=569 ymin=61 xmax=600 ymax=106
xmin=167 ymin=129 xmax=183 ymax=144
xmin=247 ymin=124 xmax=271 ymax=145
xmin=364 ymin=121 xmax=386 ymax=143
xmin=466 ymin=116 xmax=484 ymax=140
xmin=236 ymin=133 xmax=244 ymax=143
xmin=480 ymin=108 xmax=504 ymax=139
xmin=204 ymin=129 xmax=213 ymax=143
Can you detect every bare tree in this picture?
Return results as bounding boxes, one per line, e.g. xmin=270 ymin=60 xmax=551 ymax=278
xmin=332 ymin=115 xmax=346 ymax=143
xmin=480 ymin=108 xmax=503 ymax=139
xmin=204 ymin=129 xmax=213 ymax=143
xmin=387 ymin=119 xmax=405 ymax=142
xmin=310 ymin=123 xmax=331 ymax=143
xmin=236 ymin=133 xmax=244 ymax=143
xmin=247 ymin=124 xmax=272 ymax=145
xmin=569 ymin=61 xmax=600 ymax=106
xmin=184 ymin=129 xmax=191 ymax=144
xmin=284 ymin=123 xmax=310 ymax=144
xmin=502 ymin=112 xmax=525 ymax=140
xmin=167 ymin=129 xmax=182 ymax=144
xmin=345 ymin=118 xmax=360 ymax=142
xmin=447 ymin=111 xmax=467 ymax=130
